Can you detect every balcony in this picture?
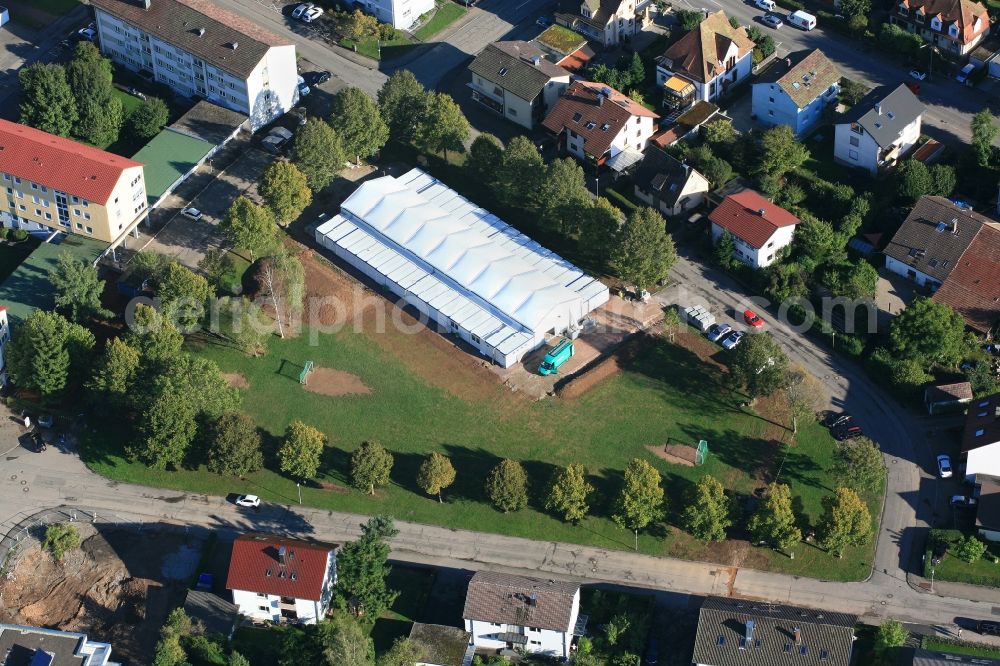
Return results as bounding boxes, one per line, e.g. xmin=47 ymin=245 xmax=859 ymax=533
xmin=662 ymin=75 xmax=696 ymax=111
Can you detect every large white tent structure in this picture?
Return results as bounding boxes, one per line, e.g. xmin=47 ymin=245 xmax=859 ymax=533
xmin=315 ymin=169 xmax=609 ymax=367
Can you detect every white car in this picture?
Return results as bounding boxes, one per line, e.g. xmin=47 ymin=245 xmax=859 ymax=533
xmin=937 ymin=454 xmax=953 ymax=479
xmin=291 ymin=3 xmax=312 ymax=19
xmin=235 ymin=494 xmax=260 ymax=508
xmin=909 ymin=69 xmax=927 ymax=81
xmin=302 ymin=5 xmax=324 ymax=21
xmin=76 ymin=27 xmax=97 ymax=41
xmin=180 ymin=207 xmax=203 ymax=220
xmin=706 ymin=323 xmax=732 ymax=343
xmin=721 ymin=330 xmax=746 ymax=350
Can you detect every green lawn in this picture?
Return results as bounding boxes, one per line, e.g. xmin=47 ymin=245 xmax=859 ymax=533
xmin=114 ymin=88 xmax=143 ymax=116
xmin=0 ymin=239 xmax=38 ymax=284
xmin=81 ymin=326 xmax=878 ymax=580
xmin=413 ymin=2 xmax=467 ymax=40
xmin=341 ymin=34 xmax=417 ymax=61
xmin=923 ymin=638 xmax=1000 ymax=658
xmin=925 ymin=530 xmax=1000 ymax=587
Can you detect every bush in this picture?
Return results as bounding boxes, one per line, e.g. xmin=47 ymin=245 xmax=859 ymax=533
xmin=43 ymin=523 xmax=81 ymax=561
xmin=0 ymin=227 xmax=7 ymax=241
xmin=775 ymin=0 xmax=804 ymax=10
xmin=10 ymin=229 xmax=28 ymax=242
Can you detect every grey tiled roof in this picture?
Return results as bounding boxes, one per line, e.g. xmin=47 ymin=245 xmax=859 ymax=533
xmin=462 ymin=571 xmax=579 ymax=632
xmin=91 ymin=0 xmax=289 ymax=79
xmin=883 ymin=195 xmax=987 ymax=283
xmin=469 ymin=41 xmax=569 ymax=102
xmin=755 ymin=49 xmax=840 ymax=109
xmin=634 ymin=147 xmax=702 ymax=208
xmin=691 ymin=597 xmax=857 ymax=666
xmin=839 ymin=83 xmax=925 ymax=148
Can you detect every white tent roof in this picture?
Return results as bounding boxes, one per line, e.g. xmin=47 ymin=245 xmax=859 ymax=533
xmin=336 ymin=169 xmax=607 ymax=336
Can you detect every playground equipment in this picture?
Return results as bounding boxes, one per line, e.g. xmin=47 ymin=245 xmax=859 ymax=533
xmin=695 ymin=439 xmax=708 ymax=466
xmin=300 ymin=360 xmax=314 ymax=385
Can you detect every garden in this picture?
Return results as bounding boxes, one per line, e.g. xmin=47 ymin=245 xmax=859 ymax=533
xmin=924 ymin=529 xmax=1000 ymax=587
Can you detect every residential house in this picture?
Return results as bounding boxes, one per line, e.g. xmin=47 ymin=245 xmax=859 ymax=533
xmin=91 ymin=0 xmax=298 ymax=130
xmin=924 ymin=382 xmax=974 ymax=414
xmin=554 ymin=0 xmax=652 ymax=47
xmin=691 ymin=597 xmax=858 ymax=666
xmin=0 ymin=120 xmax=147 ymax=248
xmin=709 ymin=190 xmax=801 ymax=269
xmin=913 ymin=647 xmax=1000 ymax=665
xmin=542 ymin=81 xmax=659 ymax=167
xmin=468 ymin=41 xmax=571 ymax=129
xmin=932 ymin=220 xmax=1000 ymax=335
xmin=751 ymin=49 xmax=841 ymax=137
xmin=533 ymin=25 xmax=594 ymax=73
xmin=408 ymin=622 xmax=473 ymax=666
xmin=0 ymin=307 xmax=9 ymax=386
xmin=226 ymin=533 xmax=337 ymax=625
xmin=354 ymin=0 xmax=434 ymax=30
xmin=656 ymin=11 xmax=754 ymax=109
xmin=633 ymin=148 xmax=710 ymax=216
xmin=833 ymin=84 xmax=925 ymax=175
xmin=962 ymin=392 xmax=1000 ymax=482
xmin=0 ymin=624 xmax=119 ymax=666
xmin=890 ymin=0 xmax=990 ymax=56
xmin=977 ymin=475 xmax=1000 ymax=541
xmin=462 ymin=572 xmax=585 ymax=659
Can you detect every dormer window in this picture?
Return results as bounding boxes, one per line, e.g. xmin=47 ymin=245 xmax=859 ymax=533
xmin=930 ymin=16 xmax=941 ymax=29
xmin=898 ymin=3 xmax=908 ymax=14
xmin=949 ymin=22 xmax=959 ymax=35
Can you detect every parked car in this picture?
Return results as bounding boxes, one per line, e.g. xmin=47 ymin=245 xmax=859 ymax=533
xmin=754 ymin=0 xmax=776 ymax=10
xmin=824 ymin=412 xmax=852 ymax=429
xmin=937 ymin=454 xmax=953 ymax=478
xmin=180 ymin=207 xmax=203 ymax=220
xmin=951 ymin=495 xmax=978 ymax=507
xmin=536 ymin=16 xmax=551 ymax=26
xmin=290 ymin=107 xmax=307 ymax=126
xmin=297 ymin=75 xmax=310 ymax=98
xmin=956 ymin=63 xmax=976 ymax=85
xmin=306 ymin=70 xmax=331 ymax=86
xmin=235 ymin=494 xmax=260 ymax=508
xmin=979 ymin=620 xmax=1000 ymax=636
xmin=706 ymin=323 xmax=732 ymax=343
xmin=37 ymin=414 xmax=54 ymax=429
xmin=909 ymin=69 xmax=927 ymax=81
xmin=983 ymin=343 xmax=1000 ymax=355
xmin=761 ymin=13 xmax=783 ymax=28
xmin=833 ymin=423 xmax=864 ymax=441
xmin=291 ymin=2 xmax=312 ymax=19
xmin=73 ymin=26 xmax=96 ymax=41
xmin=302 ymin=5 xmax=323 ymax=21
xmin=722 ymin=330 xmax=745 ymax=350
xmin=743 ymin=309 xmax=764 ymax=328
xmin=127 ymin=87 xmax=146 ymax=100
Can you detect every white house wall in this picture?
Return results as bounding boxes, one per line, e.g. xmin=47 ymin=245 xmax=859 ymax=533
xmin=834 ymin=122 xmax=880 ymax=174
xmin=710 ymin=221 xmax=795 ymax=269
xmin=884 ymin=255 xmax=940 ymax=289
xmin=966 ymin=443 xmax=1000 ymax=480
xmin=464 ymin=619 xmax=571 ymax=658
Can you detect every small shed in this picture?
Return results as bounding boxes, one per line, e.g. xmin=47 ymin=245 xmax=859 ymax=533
xmin=409 ymin=622 xmax=472 ymax=666
xmin=924 ymin=381 xmax=973 ymax=414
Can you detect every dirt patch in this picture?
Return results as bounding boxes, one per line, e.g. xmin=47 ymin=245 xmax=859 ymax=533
xmin=318 ymin=481 xmax=350 ymax=493
xmin=303 ymin=366 xmax=371 ymax=397
xmin=222 ymin=372 xmax=249 ymax=389
xmin=645 ymin=443 xmax=697 ymax=467
xmin=556 ymin=332 xmax=656 ymax=399
xmin=0 ymin=525 xmax=201 ymax=664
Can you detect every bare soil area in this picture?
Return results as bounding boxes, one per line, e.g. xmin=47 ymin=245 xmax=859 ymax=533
xmin=646 ymin=443 xmax=697 ymax=467
xmin=222 ymin=372 xmax=249 ymax=389
xmin=304 ymin=366 xmax=371 ymax=397
xmin=0 ymin=525 xmax=202 ymax=664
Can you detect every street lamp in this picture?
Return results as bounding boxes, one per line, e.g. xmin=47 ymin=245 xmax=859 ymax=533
xmin=297 ymin=482 xmax=302 ymax=505
xmin=920 ymin=43 xmax=938 ymax=78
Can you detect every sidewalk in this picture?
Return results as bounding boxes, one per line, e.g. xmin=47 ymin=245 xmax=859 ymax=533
xmin=908 ymin=571 xmax=1000 ymax=604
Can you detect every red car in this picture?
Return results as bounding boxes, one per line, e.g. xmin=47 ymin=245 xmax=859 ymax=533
xmin=744 ymin=309 xmax=764 ymax=328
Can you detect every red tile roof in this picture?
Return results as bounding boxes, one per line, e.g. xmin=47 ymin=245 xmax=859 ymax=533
xmin=708 ymin=190 xmax=800 ymax=248
xmin=661 ymin=11 xmax=755 ymax=85
xmin=0 ymin=120 xmax=142 ymax=204
xmin=933 ymin=222 xmax=1000 ymax=335
xmin=225 ymin=533 xmax=336 ymax=601
xmin=543 ymin=81 xmax=658 ymax=158
xmin=899 ymin=0 xmax=989 ymax=44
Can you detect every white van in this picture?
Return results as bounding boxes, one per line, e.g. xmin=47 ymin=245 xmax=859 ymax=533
xmin=755 ymin=0 xmax=776 ymax=11
xmin=788 ymin=10 xmax=817 ymax=29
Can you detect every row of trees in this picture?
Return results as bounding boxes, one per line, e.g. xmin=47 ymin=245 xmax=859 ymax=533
xmin=19 ymin=42 xmax=167 ymax=146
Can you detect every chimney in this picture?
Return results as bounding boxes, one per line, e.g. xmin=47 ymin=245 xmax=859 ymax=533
xmin=142 ymin=0 xmax=151 ymax=8
xmin=785 ymin=57 xmax=792 ymax=68
xmin=745 ymin=620 xmax=755 ymax=642
xmin=875 ymin=103 xmax=882 ymax=115
xmin=277 ymin=545 xmax=287 ymax=567
xmin=758 ymin=208 xmax=766 ymax=216
xmin=197 ymin=27 xmax=205 ymax=36
xmin=599 ymin=94 xmax=605 ymax=106
xmin=794 ymin=627 xmax=802 ymax=645
xmin=951 ymin=218 xmax=958 ymax=234
xmin=531 ymin=55 xmax=541 ymax=67
xmin=230 ymin=41 xmax=239 ymax=50
xmin=704 ymin=9 xmax=710 ymax=17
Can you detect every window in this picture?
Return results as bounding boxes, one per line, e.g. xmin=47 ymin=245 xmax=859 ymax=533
xmin=76 ymin=222 xmax=83 ymax=230
xmin=84 ymin=213 xmax=91 ymax=220
xmin=34 ymin=209 xmax=41 ymax=216
xmin=258 ymin=606 xmax=268 ymax=612
xmin=2 ymin=174 xmax=8 ymax=181
xmin=849 ymin=136 xmax=860 ymax=147
xmin=44 ymin=212 xmax=51 ymax=220
xmin=508 ymin=107 xmax=517 ymax=116
xmin=30 ymin=183 xmax=37 ymax=190
xmin=85 ymin=226 xmax=93 ymax=234
xmin=848 ymin=149 xmax=859 ymax=160
xmin=769 ymin=96 xmax=774 ymax=103
xmin=768 ymin=110 xmax=774 ymax=116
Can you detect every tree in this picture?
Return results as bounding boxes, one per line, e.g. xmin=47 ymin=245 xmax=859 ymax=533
xmin=346 ymin=9 xmax=380 ymax=40
xmin=207 ymin=412 xmax=263 ymax=477
xmin=466 ymin=133 xmax=504 ymax=185
xmin=714 ymin=229 xmax=737 ymax=269
xmin=612 ymin=458 xmax=665 ymax=549
xmin=840 ymin=79 xmax=869 ymax=106
xmin=378 ymin=69 xmax=427 ymax=144
xmin=579 ymin=197 xmax=621 ymax=263
xmin=414 ymin=92 xmax=470 ymax=162
xmin=49 ymin=252 xmax=111 ymax=322
xmin=229 ymin=298 xmax=271 ymax=356
xmin=895 ymin=159 xmax=932 ymax=204
xmin=538 ymin=158 xmax=591 ymax=233
xmin=545 ymin=463 xmax=595 ymax=523
xmin=820 ymin=259 xmax=879 ymax=299
xmin=728 ymin=332 xmax=790 ymax=403
xmin=610 ymin=207 xmax=676 ymax=291
xmin=331 ymin=87 xmax=389 ymax=165
xmin=255 ymin=251 xmax=304 ymax=339
xmin=417 ymin=452 xmax=456 ymax=503
xmin=485 ymin=459 xmax=529 ymax=512
xmin=495 ymin=136 xmax=544 ymax=209
xmin=785 ymin=365 xmax=826 ymax=434
xmin=43 ymin=523 xmax=81 ymax=561
xmin=681 ymin=475 xmax=732 ymax=542
xmin=351 ymin=440 xmax=394 ymax=495
xmin=279 ymin=420 xmax=326 ymax=480
xmin=292 ymin=118 xmax=347 ymax=191
xmin=183 ymin=355 xmax=240 ymax=419
xmin=127 ymin=96 xmax=169 ymax=142
xmin=833 ymin=437 xmax=886 ymax=493
xmin=87 ymin=337 xmax=140 ymax=408
xmin=795 ymin=214 xmax=843 ymax=270
xmin=229 ymin=653 xmax=251 ymax=666
xmin=260 ymin=161 xmax=312 ymax=225
xmin=67 ymin=48 xmax=123 ymax=146
xmin=754 ymin=125 xmax=809 ymax=181
xmin=627 ymin=51 xmax=645 ymax=87
xmin=130 ymin=373 xmax=199 ymax=469
xmin=818 ymin=487 xmax=871 ymax=557
xmin=125 ymin=303 xmax=184 ymax=367
xmin=321 ymin=614 xmax=375 ymax=666
xmin=967 ymin=360 xmax=1000 ymax=397
xmin=378 ymin=637 xmax=426 ymax=666
xmin=702 ymin=120 xmax=737 ymax=147
xmin=839 ymin=0 xmax=871 ymax=21
xmin=888 ymin=296 xmax=966 ymax=368
xmin=956 ymin=534 xmax=988 ymax=563
xmin=7 ymin=310 xmax=94 ymax=398
xmin=221 ymin=196 xmax=277 ymax=261
xmin=874 ymin=619 xmax=908 ymax=657
xmin=747 ymin=482 xmax=800 ymax=551
xmin=929 ymin=163 xmax=957 ymax=197
xmin=334 ymin=515 xmax=400 ymax=619
xmin=676 ymin=9 xmax=704 ymax=30
xmin=19 ymin=63 xmax=77 ymax=136
xmin=158 ymin=261 xmax=211 ymax=332
xmin=971 ymin=109 xmax=998 ymax=167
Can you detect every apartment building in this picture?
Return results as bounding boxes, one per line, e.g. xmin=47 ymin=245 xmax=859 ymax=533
xmin=356 ymin=0 xmax=434 ymax=30
xmin=91 ymin=0 xmax=298 ymax=131
xmin=0 ymin=120 xmax=147 ymax=247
